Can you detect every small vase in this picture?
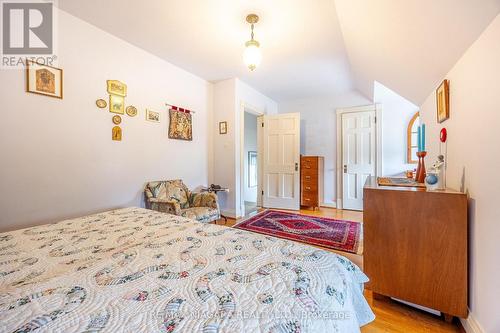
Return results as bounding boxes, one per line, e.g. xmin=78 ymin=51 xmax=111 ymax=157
xmin=415 ymin=151 xmax=427 ymax=183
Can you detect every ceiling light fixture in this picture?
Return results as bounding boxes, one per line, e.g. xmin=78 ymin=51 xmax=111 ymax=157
xmin=243 ymin=14 xmax=261 ymax=71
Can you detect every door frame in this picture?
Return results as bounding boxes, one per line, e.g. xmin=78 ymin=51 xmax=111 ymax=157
xmin=336 ymin=104 xmax=383 ymax=210
xmin=239 ymin=102 xmax=264 ymax=216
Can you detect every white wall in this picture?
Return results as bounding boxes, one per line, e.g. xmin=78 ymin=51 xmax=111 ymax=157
xmin=373 ymin=81 xmax=420 ymax=176
xmin=419 ymin=14 xmax=500 ymax=333
xmin=278 ymin=91 xmax=370 ymax=205
xmin=0 ymin=9 xmax=212 ymax=232
xmin=243 ymin=112 xmax=258 ymax=203
xmin=212 ymin=78 xmax=277 ymax=217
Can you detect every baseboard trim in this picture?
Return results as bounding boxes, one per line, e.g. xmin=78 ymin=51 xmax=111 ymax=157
xmin=320 ymin=202 xmax=337 ymax=209
xmin=460 ymin=311 xmax=484 ymax=333
xmin=220 ymin=210 xmax=237 ymax=219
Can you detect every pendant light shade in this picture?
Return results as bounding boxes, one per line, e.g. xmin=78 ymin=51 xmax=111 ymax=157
xmin=244 ymin=14 xmax=261 ymax=71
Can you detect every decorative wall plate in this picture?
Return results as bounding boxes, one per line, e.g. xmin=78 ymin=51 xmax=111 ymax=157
xmin=96 ymin=99 xmax=107 ymax=108
xmin=112 ymin=115 xmax=122 ymax=125
xmin=126 ymin=105 xmax=138 ymax=117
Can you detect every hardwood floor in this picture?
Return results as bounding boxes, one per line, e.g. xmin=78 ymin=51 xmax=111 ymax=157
xmin=215 ymin=207 xmax=463 ymax=333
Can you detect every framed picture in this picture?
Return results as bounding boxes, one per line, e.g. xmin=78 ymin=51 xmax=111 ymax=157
xmin=436 ymin=79 xmax=450 ymax=123
xmin=146 ymin=109 xmax=160 ymax=122
xmin=219 ymin=121 xmax=227 ymax=134
xmin=109 ymin=94 xmax=125 ymax=114
xmin=106 ymin=80 xmax=127 ymax=97
xmin=248 ymin=151 xmax=257 ymax=187
xmin=26 ymin=60 xmax=63 ymax=99
xmin=168 ymin=109 xmax=192 ymax=141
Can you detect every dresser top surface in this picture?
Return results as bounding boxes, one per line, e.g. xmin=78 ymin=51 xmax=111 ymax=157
xmin=364 ymin=176 xmax=464 ymax=195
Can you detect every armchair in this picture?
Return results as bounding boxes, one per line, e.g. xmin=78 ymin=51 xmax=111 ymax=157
xmin=144 ymin=180 xmax=220 ymax=223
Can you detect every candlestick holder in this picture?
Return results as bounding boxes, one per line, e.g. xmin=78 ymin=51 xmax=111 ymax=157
xmin=415 ymin=151 xmax=427 ymax=183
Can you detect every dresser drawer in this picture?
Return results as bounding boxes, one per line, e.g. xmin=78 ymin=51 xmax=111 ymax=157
xmin=301 ymin=157 xmax=318 ymax=170
xmin=301 ymin=193 xmax=318 ymax=206
xmin=301 ymin=182 xmax=318 ymax=193
xmin=301 ymin=169 xmax=318 ymax=180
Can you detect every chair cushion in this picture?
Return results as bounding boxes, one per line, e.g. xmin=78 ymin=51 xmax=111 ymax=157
xmin=147 ymin=181 xmax=167 ymax=199
xmin=165 ymin=180 xmax=190 ymax=209
xmin=181 ymin=207 xmax=219 ymax=223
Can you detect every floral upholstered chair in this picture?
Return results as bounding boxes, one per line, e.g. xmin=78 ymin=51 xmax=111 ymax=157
xmin=144 ymin=180 xmax=220 ymax=223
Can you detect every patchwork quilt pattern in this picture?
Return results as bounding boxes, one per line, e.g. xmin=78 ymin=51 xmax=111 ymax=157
xmin=0 ymin=208 xmax=374 ymax=332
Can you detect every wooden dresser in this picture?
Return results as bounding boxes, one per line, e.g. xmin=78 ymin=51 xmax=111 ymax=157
xmin=363 ymin=177 xmax=468 ymax=320
xmin=300 ymin=156 xmax=323 ymax=209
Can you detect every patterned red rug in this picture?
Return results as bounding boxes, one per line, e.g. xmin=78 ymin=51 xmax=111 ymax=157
xmin=234 ymin=210 xmax=361 ymax=254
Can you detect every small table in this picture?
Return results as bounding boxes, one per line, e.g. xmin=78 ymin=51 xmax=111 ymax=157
xmin=201 ymin=185 xmax=229 ymax=224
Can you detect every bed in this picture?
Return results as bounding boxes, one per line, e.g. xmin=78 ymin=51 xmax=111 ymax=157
xmin=0 ymin=207 xmax=374 ymax=332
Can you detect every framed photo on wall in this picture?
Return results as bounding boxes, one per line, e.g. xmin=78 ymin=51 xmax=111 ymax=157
xmin=146 ymin=109 xmax=160 ymax=123
xmin=219 ymin=121 xmax=227 ymax=134
xmin=26 ymin=60 xmax=63 ymax=99
xmin=109 ymin=94 xmax=125 ymax=114
xmin=436 ymin=79 xmax=450 ymax=123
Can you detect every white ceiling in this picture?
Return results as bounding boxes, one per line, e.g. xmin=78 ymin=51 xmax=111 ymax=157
xmin=58 ymin=0 xmax=353 ymax=102
xmin=335 ymin=0 xmax=500 ymax=104
xmin=58 ymin=0 xmax=500 ymax=104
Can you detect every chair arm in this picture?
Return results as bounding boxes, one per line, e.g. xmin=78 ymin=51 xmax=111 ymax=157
xmin=190 ymin=192 xmax=219 ymax=210
xmin=147 ymin=198 xmax=181 ymax=215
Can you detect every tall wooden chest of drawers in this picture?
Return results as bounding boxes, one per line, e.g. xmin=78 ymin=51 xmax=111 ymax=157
xmin=300 ymin=156 xmax=324 ymax=209
xmin=363 ymin=176 xmax=468 ymax=320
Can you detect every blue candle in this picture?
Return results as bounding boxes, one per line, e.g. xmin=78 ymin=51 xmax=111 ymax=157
xmin=422 ymin=124 xmax=426 ymax=151
xmin=417 ymin=126 xmax=422 ymax=152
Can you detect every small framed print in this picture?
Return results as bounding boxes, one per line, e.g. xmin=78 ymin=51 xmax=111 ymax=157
xmin=109 ymin=94 xmax=125 ymax=114
xmin=219 ymin=121 xmax=227 ymax=134
xmin=436 ymin=79 xmax=450 ymax=123
xmin=146 ymin=109 xmax=160 ymax=122
xmin=26 ymin=60 xmax=63 ymax=99
xmin=106 ymin=80 xmax=127 ymax=97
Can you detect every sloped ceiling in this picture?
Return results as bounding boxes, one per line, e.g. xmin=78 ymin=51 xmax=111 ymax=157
xmin=58 ymin=0 xmax=353 ymax=102
xmin=58 ymin=0 xmax=500 ymax=104
xmin=334 ymin=0 xmax=500 ymax=104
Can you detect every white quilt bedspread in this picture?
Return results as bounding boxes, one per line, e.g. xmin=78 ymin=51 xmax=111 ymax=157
xmin=0 ymin=207 xmax=374 ymax=332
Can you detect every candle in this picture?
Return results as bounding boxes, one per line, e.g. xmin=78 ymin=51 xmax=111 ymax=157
xmin=422 ymin=124 xmax=426 ymax=151
xmin=417 ymin=126 xmax=422 ymax=152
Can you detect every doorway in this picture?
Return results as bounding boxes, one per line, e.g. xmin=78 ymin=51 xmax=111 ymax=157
xmin=336 ymin=105 xmax=382 ymax=211
xmin=242 ymin=110 xmax=260 ymax=216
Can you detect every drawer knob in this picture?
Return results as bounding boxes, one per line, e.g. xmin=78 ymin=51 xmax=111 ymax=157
xmin=305 ymin=186 xmax=311 ymax=190
xmin=305 ymin=176 xmax=311 ymax=179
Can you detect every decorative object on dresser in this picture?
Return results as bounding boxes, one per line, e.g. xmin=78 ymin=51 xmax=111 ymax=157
xmin=363 ymin=176 xmax=467 ymax=322
xmin=300 ymin=156 xmax=323 ymax=210
xmin=234 ymin=210 xmax=361 ymax=254
xmin=26 ymin=59 xmax=63 ymax=99
xmin=145 ymin=179 xmax=221 ymax=224
xmin=415 ymin=123 xmax=427 ymax=183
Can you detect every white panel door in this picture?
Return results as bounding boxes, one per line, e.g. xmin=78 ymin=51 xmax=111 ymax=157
xmin=342 ymin=111 xmax=376 ymax=210
xmin=262 ymin=113 xmax=300 ymax=210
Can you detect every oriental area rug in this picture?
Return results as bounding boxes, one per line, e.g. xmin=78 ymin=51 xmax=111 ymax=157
xmin=234 ymin=210 xmax=361 ymax=254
